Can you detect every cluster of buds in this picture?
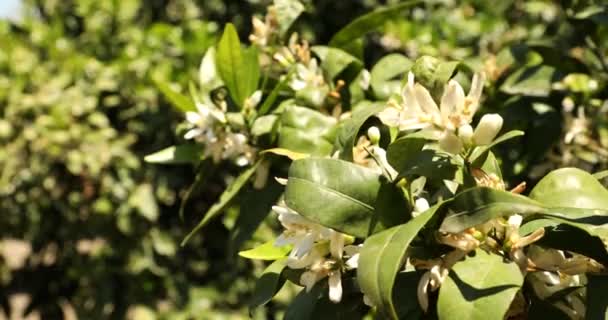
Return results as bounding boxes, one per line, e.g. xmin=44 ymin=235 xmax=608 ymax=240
xmin=249 ymin=6 xmax=278 ymax=47
xmin=273 ymin=33 xmax=312 ymax=67
xmin=378 ymin=72 xmax=504 ymax=155
xmin=272 ymin=203 xmax=360 ymax=303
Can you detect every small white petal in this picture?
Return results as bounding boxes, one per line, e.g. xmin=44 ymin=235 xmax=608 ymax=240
xmin=290 ymin=79 xmax=307 ymax=90
xmin=440 ymin=80 xmax=466 ymax=126
xmin=473 ymin=114 xmax=503 ymax=145
xmin=293 ymin=233 xmax=316 ymax=258
xmin=377 ymin=107 xmax=402 ymax=128
xmin=328 ymin=272 xmax=343 ymax=303
xmin=417 ymin=272 xmax=431 ymax=312
xmin=458 ymin=124 xmax=473 ymax=144
xmin=185 ymin=111 xmax=201 ymax=124
xmin=274 ymin=234 xmax=292 ymax=247
xmin=330 ymin=231 xmax=345 ymax=259
xmin=345 ymin=253 xmax=359 ymax=269
xmin=343 ymin=244 xmax=361 ymax=256
xmin=414 ymin=198 xmax=430 ymax=213
xmin=274 ymin=177 xmax=288 ymax=185
xmin=184 ymin=128 xmax=203 ymax=140
xmin=467 ymin=72 xmax=485 ymax=104
xmin=414 ymin=84 xmax=440 ymax=120
xmin=439 ymin=131 xmax=463 ymax=155
xmin=508 ymin=214 xmax=523 ymax=228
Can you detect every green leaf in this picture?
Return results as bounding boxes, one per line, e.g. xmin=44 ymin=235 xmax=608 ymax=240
xmin=181 ymin=161 xmax=261 ymax=246
xmin=501 ymin=65 xmax=559 ymax=97
xmin=440 ymin=187 xmax=546 ymax=234
xmin=527 ymin=223 xmax=608 ymax=266
xmin=278 ymin=105 xmax=337 ymax=156
xmin=249 ymin=258 xmax=288 ymax=310
xmin=261 ymin=148 xmax=309 ymax=160
xmin=469 ymin=130 xmax=525 ymax=163
xmin=153 ymin=77 xmax=196 ymax=112
xmin=329 ymin=0 xmax=422 ymax=50
xmin=130 ymin=184 xmax=159 ymax=222
xmin=284 ymin=158 xmax=383 ymax=238
xmin=144 ymin=145 xmax=203 ymax=164
xmin=199 ymin=47 xmax=223 ymax=91
xmin=251 ymin=114 xmax=279 ymax=136
xmin=594 ymin=170 xmax=608 ymax=181
xmin=386 ymin=134 xmax=427 ymax=173
xmin=437 ymin=250 xmax=524 ymax=320
xmin=358 ymin=205 xmax=440 ymax=319
xmin=311 ymin=46 xmax=363 ymax=81
xmin=530 ymin=167 xmax=608 ymax=209
xmin=393 ymin=148 xmax=458 ymax=183
xmin=231 ymin=181 xmax=284 ymax=255
xmin=334 ymin=101 xmax=386 ymax=161
xmin=258 ymin=68 xmax=295 ymax=115
xmin=411 ymin=56 xmax=466 ymax=99
xmin=586 ymin=274 xmax=608 ymax=320
xmin=216 ymin=24 xmax=260 ymax=106
xmin=284 ymin=284 xmax=324 ymax=320
xmin=241 ymin=46 xmax=261 ymax=101
xmin=238 ymin=240 xmax=292 ymax=260
xmin=273 ymin=0 xmax=305 ymax=36
xmin=370 ymin=54 xmax=413 ymax=100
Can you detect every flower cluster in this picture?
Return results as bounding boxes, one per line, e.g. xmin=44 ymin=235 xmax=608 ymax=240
xmin=272 ymin=203 xmax=360 ymax=303
xmin=183 ymin=96 xmax=257 ymax=166
xmin=378 ymin=72 xmax=504 ymax=155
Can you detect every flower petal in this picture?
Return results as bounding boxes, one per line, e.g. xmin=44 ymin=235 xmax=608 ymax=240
xmin=328 ymin=272 xmax=343 ymax=303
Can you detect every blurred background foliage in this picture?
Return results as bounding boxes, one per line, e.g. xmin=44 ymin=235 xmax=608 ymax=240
xmin=0 ymin=0 xmax=606 ymax=319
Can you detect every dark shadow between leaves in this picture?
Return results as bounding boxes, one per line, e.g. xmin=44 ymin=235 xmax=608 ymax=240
xmin=449 ymin=270 xmax=520 ymax=302
xmin=399 ymin=150 xmax=457 ymax=182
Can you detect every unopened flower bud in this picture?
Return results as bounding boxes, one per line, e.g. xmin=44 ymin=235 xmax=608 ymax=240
xmin=439 ymin=131 xmax=463 ymax=155
xmin=367 ymin=126 xmax=381 ymax=145
xmin=473 ymin=114 xmax=503 ymax=145
xmin=458 ymin=124 xmax=473 ymax=145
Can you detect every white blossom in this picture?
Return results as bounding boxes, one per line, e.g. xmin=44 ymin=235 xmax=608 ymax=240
xmin=289 ymin=59 xmax=325 ymax=91
xmin=472 ymin=113 xmax=503 ymax=145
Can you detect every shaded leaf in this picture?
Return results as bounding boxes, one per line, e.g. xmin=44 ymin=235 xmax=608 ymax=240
xmin=469 ymin=130 xmax=525 ymax=163
xmin=153 ymin=77 xmax=196 ymax=112
xmin=358 ymin=205 xmax=440 ymax=319
xmin=329 ymin=0 xmax=422 ymax=50
xmin=437 ymin=250 xmax=524 ymax=320
xmin=440 ymin=187 xmax=546 ymax=233
xmin=182 ymin=161 xmax=261 ymax=245
xmin=501 ymin=65 xmax=559 ymax=97
xmin=278 ymin=105 xmax=337 ymax=156
xmin=273 ymin=0 xmax=305 ymax=36
xmin=284 ymin=158 xmax=383 ymax=238
xmin=250 ymin=258 xmax=288 ymax=310
xmin=239 ymin=240 xmax=292 ymax=260
xmin=530 ymin=167 xmax=608 ymax=209
xmin=144 ymin=145 xmax=203 ymax=164
xmin=586 ymin=274 xmax=608 ymax=320
xmin=311 ymin=46 xmax=363 ymax=81
xmin=334 ymin=101 xmax=386 ymax=161
xmin=370 ymin=54 xmax=412 ymax=100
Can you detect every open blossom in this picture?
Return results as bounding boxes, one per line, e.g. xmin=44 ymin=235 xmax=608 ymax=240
xmin=273 ymin=203 xmax=333 ymax=258
xmin=378 ymin=72 xmax=484 ymax=131
xmin=289 ymin=59 xmax=325 ymax=91
xmin=378 ymin=71 xmax=504 ymax=154
xmin=273 ymin=203 xmax=359 ymax=303
xmin=184 ymin=101 xmax=226 ymax=140
xmin=184 ymin=101 xmax=254 ymax=166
